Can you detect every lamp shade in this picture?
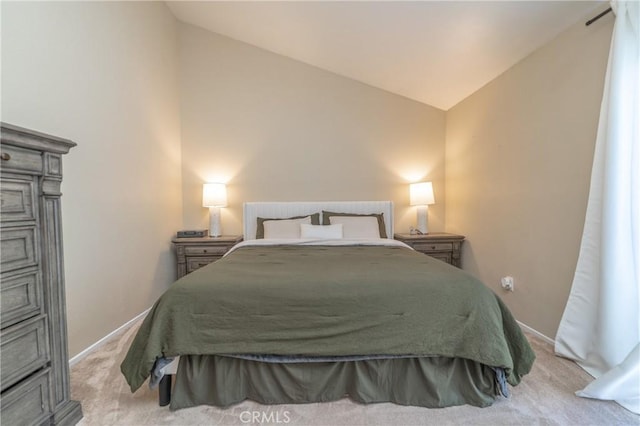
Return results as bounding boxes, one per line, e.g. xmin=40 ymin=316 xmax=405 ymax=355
xmin=202 ymin=183 xmax=227 ymax=207
xmin=410 ymin=182 xmax=435 ymax=206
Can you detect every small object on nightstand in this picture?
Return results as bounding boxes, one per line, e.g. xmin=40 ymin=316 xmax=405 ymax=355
xmin=172 ymin=235 xmax=243 ymax=278
xmin=409 ymin=226 xmax=424 ymax=235
xmin=394 ymin=232 xmax=465 ymax=268
xmin=176 ymin=230 xmax=208 ymax=238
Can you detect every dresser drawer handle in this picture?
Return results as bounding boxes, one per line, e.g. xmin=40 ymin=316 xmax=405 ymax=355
xmin=203 ymin=250 xmax=207 ymax=253
xmin=1 ymin=152 xmax=11 ymax=161
xmin=431 ymin=246 xmax=436 ymax=250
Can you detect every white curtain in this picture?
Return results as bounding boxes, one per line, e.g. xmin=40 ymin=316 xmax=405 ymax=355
xmin=555 ymin=0 xmax=640 ymax=414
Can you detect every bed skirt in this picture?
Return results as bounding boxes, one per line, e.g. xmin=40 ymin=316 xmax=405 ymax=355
xmin=170 ymin=355 xmax=503 ymax=410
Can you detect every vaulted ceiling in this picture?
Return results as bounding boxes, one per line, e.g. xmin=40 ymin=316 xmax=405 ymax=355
xmin=167 ymin=1 xmax=605 ymax=110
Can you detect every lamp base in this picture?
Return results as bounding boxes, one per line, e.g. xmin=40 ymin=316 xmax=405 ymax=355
xmin=209 ymin=207 xmax=222 ymax=237
xmin=416 ymin=205 xmax=429 ymax=234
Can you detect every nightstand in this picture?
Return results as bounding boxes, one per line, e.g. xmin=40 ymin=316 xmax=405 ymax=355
xmin=172 ymin=235 xmax=243 ymax=278
xmin=394 ymin=232 xmax=465 ymax=268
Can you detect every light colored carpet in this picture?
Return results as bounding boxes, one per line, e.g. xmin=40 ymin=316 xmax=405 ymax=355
xmin=70 ymin=320 xmax=639 ymax=425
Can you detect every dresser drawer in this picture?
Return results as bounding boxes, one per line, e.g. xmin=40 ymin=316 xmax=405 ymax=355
xmin=411 ymin=242 xmax=453 ymax=252
xmin=186 ymin=257 xmax=217 ymax=273
xmin=0 ymin=368 xmax=52 ymax=426
xmin=0 ymin=227 xmax=38 ymax=273
xmin=0 ymin=178 xmax=36 ymax=223
xmin=0 ymin=145 xmax=43 ymax=174
xmin=184 ymin=245 xmax=229 ymax=256
xmin=1 ymin=270 xmax=42 ymax=328
xmin=1 ymin=315 xmax=49 ymax=391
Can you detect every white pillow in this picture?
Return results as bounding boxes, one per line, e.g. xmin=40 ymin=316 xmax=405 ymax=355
xmin=329 ymin=216 xmax=381 ymax=239
xmin=300 ymin=224 xmax=343 ymax=239
xmin=263 ymin=216 xmax=311 ymax=239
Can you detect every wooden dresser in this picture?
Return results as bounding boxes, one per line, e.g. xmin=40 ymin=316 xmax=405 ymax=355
xmin=0 ymin=123 xmax=82 ymax=425
xmin=394 ymin=232 xmax=465 ymax=268
xmin=172 ymin=235 xmax=243 ymax=278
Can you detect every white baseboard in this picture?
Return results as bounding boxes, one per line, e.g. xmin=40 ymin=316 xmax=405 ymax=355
xmin=69 ymin=308 xmax=150 ymax=367
xmin=518 ymin=320 xmax=556 ymax=346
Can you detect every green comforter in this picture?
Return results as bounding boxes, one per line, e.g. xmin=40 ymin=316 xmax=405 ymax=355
xmin=121 ymin=244 xmax=534 ymax=392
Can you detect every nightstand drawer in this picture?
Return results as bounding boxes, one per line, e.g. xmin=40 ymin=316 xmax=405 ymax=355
xmin=394 ymin=233 xmax=464 ymax=268
xmin=173 ymin=235 xmax=243 ymax=278
xmin=1 ymin=315 xmax=49 ymax=391
xmin=411 ymin=242 xmax=453 ymax=252
xmin=428 ymin=253 xmax=452 ymax=264
xmin=185 ymin=245 xmax=229 ymax=256
xmin=187 ymin=257 xmax=217 ymax=273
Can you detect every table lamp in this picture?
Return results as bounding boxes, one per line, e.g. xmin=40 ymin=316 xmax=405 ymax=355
xmin=410 ymin=182 xmax=435 ymax=234
xmin=203 ymin=183 xmax=227 ymax=237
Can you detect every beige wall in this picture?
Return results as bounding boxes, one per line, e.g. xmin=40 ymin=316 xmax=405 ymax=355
xmin=1 ymin=2 xmax=182 ymax=356
xmin=2 ymin=3 xmax=612 ymax=356
xmin=178 ymin=23 xmax=446 ymax=236
xmin=445 ymin=16 xmax=613 ymax=339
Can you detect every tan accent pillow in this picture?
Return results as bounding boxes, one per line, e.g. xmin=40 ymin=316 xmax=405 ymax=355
xmin=328 ymin=216 xmax=380 ymax=239
xmin=263 ymin=216 xmax=312 ymax=239
xmin=256 ymin=213 xmax=320 ymax=239
xmin=322 ymin=211 xmax=387 ymax=238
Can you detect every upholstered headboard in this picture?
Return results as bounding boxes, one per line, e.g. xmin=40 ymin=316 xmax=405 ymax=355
xmin=243 ymin=201 xmax=394 ymax=240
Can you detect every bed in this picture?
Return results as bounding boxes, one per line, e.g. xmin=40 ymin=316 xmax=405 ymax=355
xmin=120 ymin=201 xmax=535 ymax=410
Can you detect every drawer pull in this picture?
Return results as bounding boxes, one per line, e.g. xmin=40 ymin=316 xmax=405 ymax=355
xmin=1 ymin=153 xmax=11 ymax=161
xmin=431 ymin=246 xmax=436 ymax=250
xmin=203 ymin=250 xmax=207 ymax=253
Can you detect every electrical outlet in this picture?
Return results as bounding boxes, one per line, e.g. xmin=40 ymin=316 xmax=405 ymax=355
xmin=501 ymin=276 xmax=514 ymax=291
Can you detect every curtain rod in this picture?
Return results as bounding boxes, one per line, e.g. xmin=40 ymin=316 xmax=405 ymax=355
xmin=586 ymin=7 xmax=613 ymax=26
